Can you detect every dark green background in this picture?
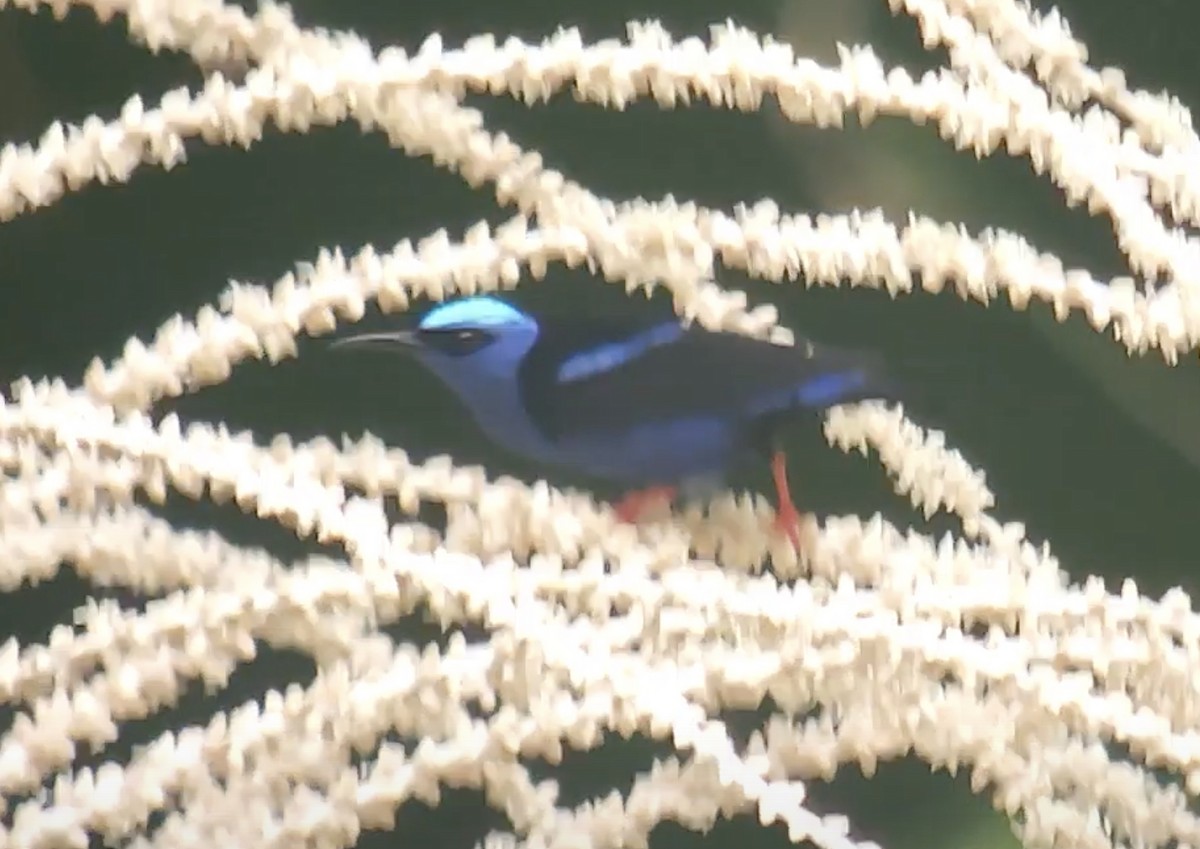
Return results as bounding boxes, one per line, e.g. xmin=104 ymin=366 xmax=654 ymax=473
xmin=2 ymin=1 xmax=1199 ymax=848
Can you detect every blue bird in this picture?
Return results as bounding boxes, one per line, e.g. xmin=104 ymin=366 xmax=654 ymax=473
xmin=332 ymin=295 xmax=895 ymax=546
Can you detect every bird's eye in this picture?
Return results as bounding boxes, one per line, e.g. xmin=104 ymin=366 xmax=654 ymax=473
xmin=422 ymin=326 xmax=494 ymax=356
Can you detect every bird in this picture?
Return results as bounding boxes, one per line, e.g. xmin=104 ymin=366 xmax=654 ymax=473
xmin=331 ymin=295 xmax=896 ymax=547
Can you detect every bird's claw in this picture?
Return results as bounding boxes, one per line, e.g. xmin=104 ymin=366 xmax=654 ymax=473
xmin=770 ymin=449 xmax=806 ymax=550
xmin=613 ymin=485 xmax=678 ymax=524
xmin=772 ymin=501 xmax=805 ymax=550
xmin=614 ymin=458 xmax=808 ymax=552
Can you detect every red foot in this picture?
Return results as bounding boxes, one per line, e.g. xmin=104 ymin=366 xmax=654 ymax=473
xmin=771 ymin=450 xmax=805 ymax=549
xmin=613 ymin=485 xmax=678 ymax=524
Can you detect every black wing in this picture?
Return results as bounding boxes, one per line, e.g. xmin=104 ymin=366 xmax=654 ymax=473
xmin=517 ymin=315 xmax=892 ymax=442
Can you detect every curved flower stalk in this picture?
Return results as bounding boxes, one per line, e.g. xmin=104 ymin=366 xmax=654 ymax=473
xmin=1 ymin=2 xmax=1199 ymax=849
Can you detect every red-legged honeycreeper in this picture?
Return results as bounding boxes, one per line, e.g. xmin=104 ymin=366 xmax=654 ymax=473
xmin=331 ymin=296 xmax=896 ymax=547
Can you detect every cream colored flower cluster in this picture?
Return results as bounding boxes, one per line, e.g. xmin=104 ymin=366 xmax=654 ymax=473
xmin=1 ymin=1 xmax=1199 ymax=849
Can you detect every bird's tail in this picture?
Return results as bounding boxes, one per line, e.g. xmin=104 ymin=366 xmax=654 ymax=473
xmin=808 ymin=342 xmax=905 ymax=409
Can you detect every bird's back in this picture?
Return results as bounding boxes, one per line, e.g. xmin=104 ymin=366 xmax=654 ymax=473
xmin=514 ymin=313 xmax=894 ymax=484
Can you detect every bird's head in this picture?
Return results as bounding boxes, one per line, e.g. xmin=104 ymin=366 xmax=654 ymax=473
xmin=331 ymin=295 xmax=539 ymax=395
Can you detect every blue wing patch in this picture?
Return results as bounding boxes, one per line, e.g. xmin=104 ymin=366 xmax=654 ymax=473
xmin=745 ymin=368 xmax=870 ymax=417
xmin=556 ymin=321 xmax=685 ymax=384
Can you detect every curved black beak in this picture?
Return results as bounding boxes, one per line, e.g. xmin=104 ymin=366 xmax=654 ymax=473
xmin=329 ymin=330 xmax=420 ymax=351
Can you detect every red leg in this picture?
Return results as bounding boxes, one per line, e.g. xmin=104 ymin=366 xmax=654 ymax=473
xmin=770 ymin=450 xmax=804 ymax=548
xmin=613 ymin=485 xmax=678 ymax=523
